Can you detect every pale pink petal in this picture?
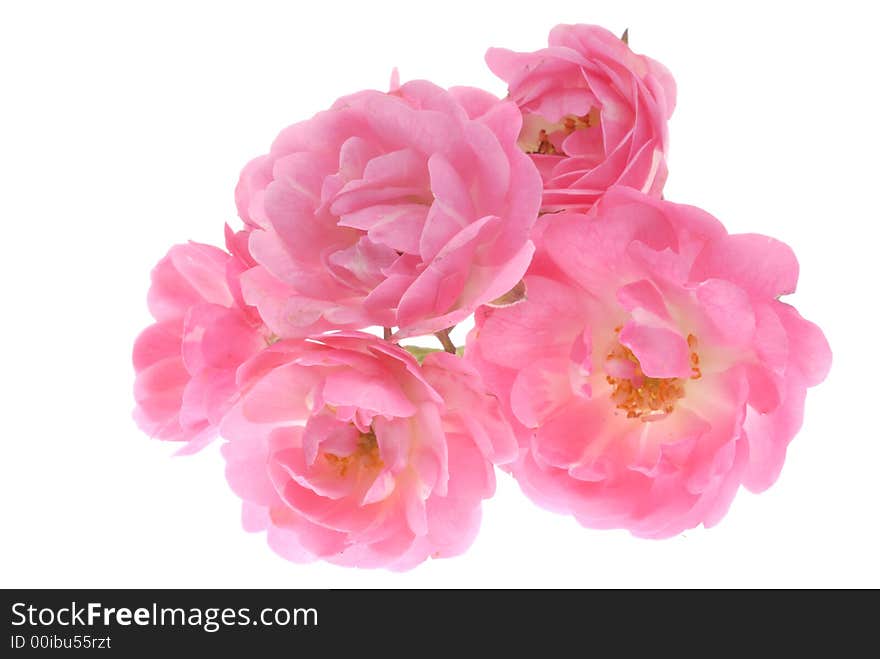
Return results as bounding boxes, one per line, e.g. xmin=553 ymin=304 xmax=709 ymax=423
xmin=619 ymin=321 xmax=691 ymax=378
xmin=773 ymin=302 xmax=832 ymax=387
xmin=616 ymin=278 xmax=671 ymax=321
xmin=695 ymin=278 xmax=756 ymax=346
xmin=691 ymin=233 xmax=799 ymax=299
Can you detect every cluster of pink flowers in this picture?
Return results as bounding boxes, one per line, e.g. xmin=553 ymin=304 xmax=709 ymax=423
xmin=134 ymin=24 xmax=830 ymax=568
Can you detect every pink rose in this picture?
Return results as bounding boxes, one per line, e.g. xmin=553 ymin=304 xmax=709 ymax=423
xmin=486 ymin=24 xmax=676 ymax=212
xmin=466 ymin=187 xmax=830 ymax=537
xmin=220 ymin=332 xmax=517 ymax=569
xmin=235 ymin=79 xmax=542 ymax=339
xmin=132 ymin=228 xmax=269 ymax=453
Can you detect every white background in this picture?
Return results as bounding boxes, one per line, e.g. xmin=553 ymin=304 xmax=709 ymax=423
xmin=1 ymin=0 xmax=877 ymax=588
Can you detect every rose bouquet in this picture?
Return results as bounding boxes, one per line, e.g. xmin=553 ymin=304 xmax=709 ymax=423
xmin=133 ymin=24 xmax=830 ymax=568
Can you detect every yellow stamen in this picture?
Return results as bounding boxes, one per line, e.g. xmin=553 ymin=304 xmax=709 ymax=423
xmin=605 ymin=331 xmax=701 ymax=421
xmin=324 ymin=429 xmax=383 ymax=476
xmin=535 ymin=129 xmax=558 ymax=155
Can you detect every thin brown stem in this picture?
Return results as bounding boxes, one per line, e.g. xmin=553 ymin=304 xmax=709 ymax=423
xmin=383 ymin=327 xmax=393 ymax=341
xmin=434 ymin=327 xmax=457 ymax=354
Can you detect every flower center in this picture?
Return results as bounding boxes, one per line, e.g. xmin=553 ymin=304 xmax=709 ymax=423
xmin=533 ymin=129 xmax=559 ymax=155
xmin=605 ymin=332 xmax=701 ymax=421
xmin=324 ymin=429 xmax=383 ymax=477
xmin=527 ymin=108 xmax=601 ymax=156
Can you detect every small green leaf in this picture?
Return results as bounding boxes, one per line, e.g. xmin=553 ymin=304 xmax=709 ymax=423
xmin=404 ymin=345 xmax=465 ymax=363
xmin=405 ymin=346 xmax=443 ymax=363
